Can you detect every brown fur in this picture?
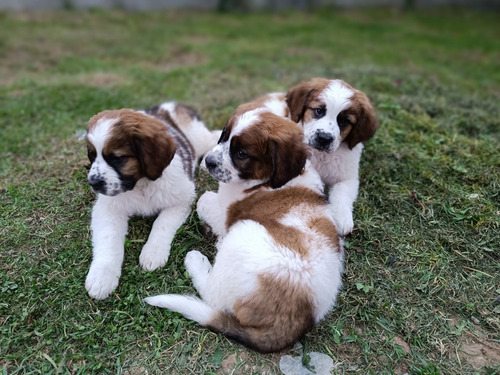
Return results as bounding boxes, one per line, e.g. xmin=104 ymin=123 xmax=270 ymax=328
xmin=342 ymin=90 xmax=378 ymax=149
xmin=286 ymin=78 xmax=378 ymax=149
xmin=226 ymin=186 xmax=339 ymax=255
xmin=229 ymin=112 xmax=308 ymax=188
xmin=207 ymin=274 xmax=315 ymax=353
xmin=308 ymin=216 xmax=339 ymax=249
xmin=286 ymin=78 xmax=331 ymax=123
xmin=174 ymin=103 xmax=201 ymax=124
xmin=88 ymin=109 xmax=177 ymax=181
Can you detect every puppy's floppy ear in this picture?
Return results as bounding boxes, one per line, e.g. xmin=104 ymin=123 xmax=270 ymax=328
xmin=286 ymin=81 xmax=315 ymax=123
xmin=344 ymin=91 xmax=379 ymax=149
xmin=134 ymin=134 xmax=176 ymax=180
xmin=268 ymin=122 xmax=308 ymax=189
xmin=119 ymin=111 xmax=177 ymax=180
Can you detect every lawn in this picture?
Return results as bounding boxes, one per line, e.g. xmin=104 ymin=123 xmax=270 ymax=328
xmin=0 ymin=7 xmax=499 ymax=375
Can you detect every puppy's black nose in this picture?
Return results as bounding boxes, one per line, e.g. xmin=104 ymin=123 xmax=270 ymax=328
xmin=315 ymin=130 xmax=334 ymax=149
xmin=88 ymin=175 xmax=105 ymax=192
xmin=205 ymin=153 xmax=217 ymax=171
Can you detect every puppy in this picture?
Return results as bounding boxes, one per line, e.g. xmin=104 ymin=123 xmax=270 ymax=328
xmin=232 ymin=79 xmax=378 ymax=235
xmin=286 ymin=78 xmax=378 ymax=235
xmin=85 ymin=102 xmax=218 ymax=300
xmin=145 ymin=109 xmax=344 ymax=353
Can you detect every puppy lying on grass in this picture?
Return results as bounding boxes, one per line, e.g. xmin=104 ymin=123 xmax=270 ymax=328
xmin=85 ymin=102 xmax=218 ymax=300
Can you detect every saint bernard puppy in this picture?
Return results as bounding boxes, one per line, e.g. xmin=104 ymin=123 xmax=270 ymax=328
xmin=145 ymin=109 xmax=344 ymax=353
xmin=85 ymin=102 xmax=219 ymax=300
xmin=231 ymin=79 xmax=378 ymax=235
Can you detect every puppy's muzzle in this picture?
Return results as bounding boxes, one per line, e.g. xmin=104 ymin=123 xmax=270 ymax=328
xmin=204 ymin=153 xmax=217 ymax=172
xmin=312 ymin=130 xmax=335 ymax=152
xmin=88 ymin=174 xmax=106 ymax=194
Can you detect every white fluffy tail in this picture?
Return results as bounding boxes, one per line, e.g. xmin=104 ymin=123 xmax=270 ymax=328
xmin=144 ymin=294 xmax=215 ymax=325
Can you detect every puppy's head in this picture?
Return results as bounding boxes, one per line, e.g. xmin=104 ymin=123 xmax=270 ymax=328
xmin=86 ymin=109 xmax=176 ymax=196
xmin=286 ymin=78 xmax=378 ymax=152
xmin=204 ymin=109 xmax=308 ymax=189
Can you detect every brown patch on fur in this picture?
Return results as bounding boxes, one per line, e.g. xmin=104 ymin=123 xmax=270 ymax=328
xmin=226 ymin=186 xmax=335 ymax=256
xmin=308 ymin=216 xmax=340 ymax=250
xmin=89 ymin=109 xmax=177 ymax=181
xmin=234 ymin=93 xmax=287 ymax=117
xmin=340 ymin=123 xmax=354 ymax=140
xmin=174 ymin=103 xmax=201 ymax=123
xmin=208 ymin=274 xmax=314 ymax=353
xmin=298 ymin=96 xmax=325 ymax=125
xmin=229 ymin=112 xmax=308 ymax=188
xmin=286 ymin=77 xmax=331 ymax=123
xmin=342 ymin=90 xmax=379 ymax=149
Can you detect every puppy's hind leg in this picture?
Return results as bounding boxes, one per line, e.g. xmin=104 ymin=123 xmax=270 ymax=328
xmin=184 ymin=250 xmax=212 ymax=299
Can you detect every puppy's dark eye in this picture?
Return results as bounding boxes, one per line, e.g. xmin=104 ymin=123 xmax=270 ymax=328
xmin=104 ymin=153 xmax=127 ymax=166
xmin=337 ymin=116 xmax=352 ymax=129
xmin=235 ymin=149 xmax=248 ymax=160
xmin=87 ymin=147 xmax=97 ymax=162
xmin=313 ymin=107 xmax=326 ymax=119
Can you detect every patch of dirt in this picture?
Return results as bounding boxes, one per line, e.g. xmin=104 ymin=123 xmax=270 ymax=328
xmin=392 ymin=336 xmax=411 ymax=354
xmin=459 ymin=333 xmax=500 ymax=370
xmin=218 ymin=353 xmax=238 ymax=375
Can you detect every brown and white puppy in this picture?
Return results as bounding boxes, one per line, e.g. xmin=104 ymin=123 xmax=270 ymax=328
xmin=287 ymin=78 xmax=378 ymax=235
xmin=85 ymin=102 xmax=219 ymax=300
xmin=231 ymin=79 xmax=378 ymax=235
xmin=145 ymin=108 xmax=344 ymax=353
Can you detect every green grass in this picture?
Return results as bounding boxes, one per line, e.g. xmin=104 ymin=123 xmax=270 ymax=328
xmin=1 ymin=8 xmax=499 ymax=375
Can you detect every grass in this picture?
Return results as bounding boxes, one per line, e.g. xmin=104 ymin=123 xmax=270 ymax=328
xmin=1 ymin=7 xmax=499 ymax=375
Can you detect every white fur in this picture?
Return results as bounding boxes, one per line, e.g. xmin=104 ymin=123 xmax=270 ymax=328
xmin=311 ymin=143 xmax=362 ymax=235
xmin=302 ymin=81 xmax=353 ymax=153
xmin=86 ymin=103 xmax=217 ymax=300
xmin=259 ymin=92 xmax=288 ymax=117
xmin=300 ymin=82 xmax=360 ymax=234
xmin=86 ymin=119 xmax=124 ymax=196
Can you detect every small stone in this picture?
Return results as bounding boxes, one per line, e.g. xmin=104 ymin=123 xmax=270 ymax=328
xmin=386 ymin=255 xmax=396 ymax=265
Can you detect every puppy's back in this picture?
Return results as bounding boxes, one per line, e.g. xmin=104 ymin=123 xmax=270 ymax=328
xmin=146 ymin=102 xmax=219 ymax=161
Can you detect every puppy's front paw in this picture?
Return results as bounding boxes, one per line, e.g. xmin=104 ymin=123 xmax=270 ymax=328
xmin=85 ymin=265 xmax=120 ymax=300
xmin=196 ymin=191 xmax=217 ymax=219
xmin=139 ymin=244 xmax=170 ymax=271
xmin=331 ymin=206 xmax=354 ymax=236
xmin=184 ymin=250 xmax=211 ymax=276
